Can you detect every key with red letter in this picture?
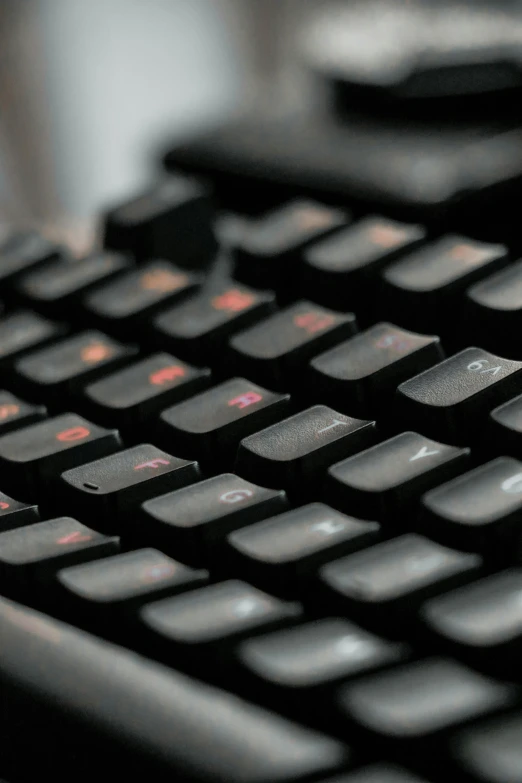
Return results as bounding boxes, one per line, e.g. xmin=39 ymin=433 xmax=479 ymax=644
xmin=0 ymin=490 xmax=39 ymax=532
xmin=59 ymin=444 xmax=200 ymax=533
xmin=82 ymin=352 xmax=211 ymax=433
xmin=227 ymin=301 xmax=356 ymax=391
xmin=153 ymin=280 xmax=275 ymax=364
xmin=156 ymin=378 xmax=290 ymax=467
xmin=0 ymin=413 xmax=121 ymax=500
xmin=0 ymin=517 xmax=118 ymax=601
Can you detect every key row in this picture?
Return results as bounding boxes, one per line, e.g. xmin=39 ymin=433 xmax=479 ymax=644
xmin=1 ymin=509 xmax=521 ymax=783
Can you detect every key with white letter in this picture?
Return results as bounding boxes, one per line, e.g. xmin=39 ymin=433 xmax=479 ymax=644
xmin=422 ymin=457 xmax=522 ymax=562
xmin=235 ymin=405 xmax=377 ymax=496
xmin=326 ymin=432 xmax=469 ymax=523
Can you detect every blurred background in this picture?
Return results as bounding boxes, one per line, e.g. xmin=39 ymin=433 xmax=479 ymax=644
xmin=0 ymin=0 xmax=321 ymax=250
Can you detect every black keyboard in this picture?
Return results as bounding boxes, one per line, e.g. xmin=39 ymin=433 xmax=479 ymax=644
xmin=2 ymin=169 xmax=522 ymax=783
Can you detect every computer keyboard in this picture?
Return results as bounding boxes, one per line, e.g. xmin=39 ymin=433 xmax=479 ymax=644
xmin=1 ymin=170 xmax=522 ymax=783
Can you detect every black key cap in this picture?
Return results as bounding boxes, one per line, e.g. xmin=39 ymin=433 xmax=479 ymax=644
xmin=60 ymin=444 xmax=200 ymax=533
xmin=227 ymin=504 xmax=380 ymax=596
xmin=58 ymin=548 xmax=208 ymax=628
xmin=0 ymin=597 xmax=348 ymax=783
xmin=13 ymin=331 xmax=137 ymax=405
xmin=228 ymin=302 xmax=357 ymax=390
xmin=487 ymin=394 xmax=522 ymax=459
xmin=153 ymin=281 xmax=276 ymax=364
xmin=238 ymin=619 xmax=405 ymax=703
xmin=141 ymin=580 xmax=301 ymax=663
xmin=0 ymin=232 xmax=64 ymax=285
xmin=323 ymin=766 xmax=432 ymax=783
xmin=0 ymin=491 xmax=39 ymax=532
xmin=320 ymin=535 xmax=481 ymax=634
xmin=308 ymin=323 xmax=443 ymax=418
xmin=0 ymin=391 xmax=46 ymax=435
xmin=83 ymin=353 xmax=211 ymax=432
xmin=465 ymin=258 xmax=522 ymax=356
xmin=84 ymin=261 xmax=200 ymax=335
xmin=233 ymin=200 xmax=347 ymax=292
xmin=381 ymin=236 xmax=509 ymax=333
xmin=134 ymin=474 xmax=288 ymax=565
xmin=103 ymin=175 xmax=217 ymax=267
xmin=301 ymin=217 xmax=426 ymax=310
xmin=0 ymin=517 xmax=118 ymax=598
xmin=422 ymin=569 xmax=522 ymax=676
xmin=156 ymin=378 xmax=290 ymax=466
xmin=0 ymin=311 xmax=64 ymax=363
xmin=451 ymin=712 xmax=522 ymax=783
xmin=421 ymin=457 xmax=522 ymax=559
xmin=0 ymin=413 xmax=121 ymax=501
xmin=17 ymin=252 xmax=131 ymax=317
xmin=394 ymin=348 xmax=522 ymax=445
xmin=325 ymin=432 xmax=470 ymax=524
xmin=339 ymin=659 xmax=513 ymax=760
xmin=236 ymin=406 xmax=376 ymax=495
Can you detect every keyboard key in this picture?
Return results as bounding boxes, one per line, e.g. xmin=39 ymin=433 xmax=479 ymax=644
xmin=0 ymin=596 xmax=348 ymax=783
xmin=57 ymin=548 xmax=208 ymax=627
xmin=84 ymin=261 xmax=200 ymax=335
xmin=308 ymin=323 xmax=443 ymax=417
xmin=0 ymin=413 xmax=121 ymax=501
xmin=17 ymin=252 xmax=131 ymax=317
xmin=339 ymin=659 xmax=513 ymax=754
xmin=325 ymin=432 xmax=470 ymax=523
xmin=153 ymin=281 xmax=276 ymax=364
xmin=238 ymin=619 xmax=405 ymax=699
xmin=301 ymin=217 xmax=426 ymax=310
xmin=394 ymin=348 xmax=522 ymax=445
xmin=381 ymin=236 xmax=509 ymax=333
xmin=422 ymin=570 xmax=522 ymax=676
xmin=141 ymin=580 xmax=301 ymax=662
xmin=0 ymin=232 xmax=64 ymax=285
xmin=236 ymin=406 xmax=377 ymax=495
xmin=60 ymin=444 xmax=200 ymax=533
xmin=320 ymin=535 xmax=481 ymax=634
xmin=0 ymin=517 xmax=118 ymax=598
xmin=83 ymin=353 xmax=211 ymax=432
xmin=134 ymin=474 xmax=288 ymax=565
xmin=156 ymin=378 xmax=290 ymax=466
xmin=103 ymin=175 xmax=217 ymax=266
xmin=487 ymin=394 xmax=522 ymax=459
xmin=227 ymin=504 xmax=380 ymax=596
xmin=0 ymin=391 xmax=46 ymax=435
xmin=233 ymin=200 xmax=347 ymax=292
xmin=451 ymin=712 xmax=522 ymax=783
xmin=465 ymin=258 xmax=522 ymax=356
xmin=323 ymin=766 xmax=432 ymax=783
xmin=14 ymin=331 xmax=137 ymax=405
xmin=228 ymin=301 xmax=357 ymax=391
xmin=421 ymin=457 xmax=522 ymax=559
xmin=0 ymin=311 xmax=64 ymax=363
xmin=0 ymin=491 xmax=39 ymax=532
